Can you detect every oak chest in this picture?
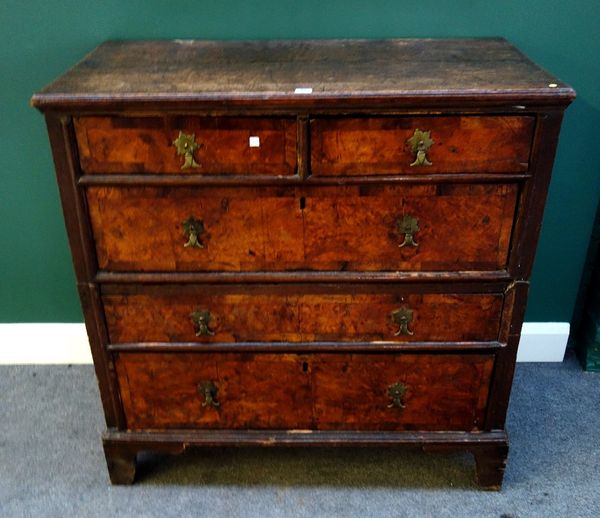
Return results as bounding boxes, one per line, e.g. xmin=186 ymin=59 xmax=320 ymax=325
xmin=32 ymin=39 xmax=574 ymax=488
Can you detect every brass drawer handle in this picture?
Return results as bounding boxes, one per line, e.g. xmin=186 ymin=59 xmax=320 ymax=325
xmin=408 ymin=129 xmax=433 ymax=166
xmin=391 ymin=307 xmax=414 ymax=336
xmin=182 ymin=216 xmax=205 ymax=249
xmin=198 ymin=381 xmax=220 ymax=408
xmin=387 ymin=382 xmax=408 ymax=408
xmin=173 ymin=131 xmax=201 ymax=169
xmin=190 ymin=309 xmax=215 ymax=336
xmin=397 ymin=215 xmax=419 ymax=248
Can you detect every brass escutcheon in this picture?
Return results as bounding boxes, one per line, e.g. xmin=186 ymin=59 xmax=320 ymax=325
xmin=408 ymin=129 xmax=433 ymax=166
xmin=198 ymin=381 xmax=220 ymax=408
xmin=391 ymin=307 xmax=414 ymax=336
xmin=387 ymin=382 xmax=408 ymax=408
xmin=397 ymin=215 xmax=419 ymax=248
xmin=182 ymin=216 xmax=205 ymax=249
xmin=173 ymin=131 xmax=201 ymax=169
xmin=190 ymin=309 xmax=215 ymax=337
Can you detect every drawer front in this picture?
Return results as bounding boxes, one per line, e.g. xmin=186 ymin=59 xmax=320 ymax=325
xmin=115 ymin=352 xmax=494 ymax=431
xmin=104 ymin=288 xmax=503 ymax=343
xmin=311 ymin=116 xmax=535 ymax=175
xmin=116 ymin=353 xmax=314 ymax=430
xmin=311 ymin=353 xmax=493 ymax=431
xmin=87 ymin=184 xmax=517 ymax=272
xmin=74 ymin=116 xmax=297 ymax=175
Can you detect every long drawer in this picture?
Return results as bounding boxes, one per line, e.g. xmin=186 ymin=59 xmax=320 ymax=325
xmin=87 ymin=183 xmax=518 ymax=272
xmin=103 ymin=285 xmax=503 ymax=343
xmin=115 ymin=352 xmax=494 ymax=431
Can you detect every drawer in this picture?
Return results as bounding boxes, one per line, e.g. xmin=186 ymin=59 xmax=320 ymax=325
xmin=311 ymin=116 xmax=535 ymax=175
xmin=115 ymin=352 xmax=494 ymax=431
xmin=87 ymin=183 xmax=517 ymax=272
xmin=74 ymin=116 xmax=297 ymax=175
xmin=103 ymin=286 xmax=503 ymax=343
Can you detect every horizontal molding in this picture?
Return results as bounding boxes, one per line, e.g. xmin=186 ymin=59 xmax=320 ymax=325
xmin=78 ymin=172 xmax=531 ymax=187
xmin=95 ymin=270 xmax=512 ymax=284
xmin=0 ymin=322 xmax=569 ymax=364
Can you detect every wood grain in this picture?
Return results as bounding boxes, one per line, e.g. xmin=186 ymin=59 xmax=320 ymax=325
xmin=115 ymin=352 xmax=494 ymax=431
xmin=86 ymin=183 xmax=518 ymax=272
xmin=311 ymin=116 xmax=534 ymax=175
xmin=103 ymin=288 xmax=503 ymax=343
xmin=31 ymin=39 xmax=575 ymax=111
xmin=74 ymin=116 xmax=297 ymax=175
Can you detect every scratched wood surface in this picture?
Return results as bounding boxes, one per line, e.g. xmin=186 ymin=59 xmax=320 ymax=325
xmin=103 ymin=290 xmax=503 ymax=343
xmin=31 ymin=39 xmax=574 ymax=110
xmin=311 ymin=116 xmax=534 ymax=175
xmin=74 ymin=116 xmax=297 ymax=175
xmin=86 ymin=183 xmax=518 ymax=272
xmin=115 ymin=352 xmax=494 ymax=431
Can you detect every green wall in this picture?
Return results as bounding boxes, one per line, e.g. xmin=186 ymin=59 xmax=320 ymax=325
xmin=1 ymin=0 xmax=598 ymax=322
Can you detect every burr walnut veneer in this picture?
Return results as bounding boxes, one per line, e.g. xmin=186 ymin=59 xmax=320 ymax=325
xmin=32 ymin=39 xmax=574 ymax=489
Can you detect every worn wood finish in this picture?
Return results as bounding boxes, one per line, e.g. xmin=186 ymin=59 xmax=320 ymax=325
xmin=87 ymin=183 xmax=517 ymax=272
xmin=108 ymin=341 xmax=503 ymax=354
xmin=78 ymin=172 xmax=532 ymax=187
xmin=101 ymin=427 xmax=508 ymax=486
xmin=95 ymin=270 xmax=513 ymax=285
xmin=116 ymin=353 xmax=314 ymax=430
xmin=33 ymin=39 xmax=574 ymax=488
xmin=103 ymin=428 xmax=508 ymax=447
xmin=74 ymin=116 xmax=297 ymax=175
xmin=311 ymin=353 xmax=493 ymax=431
xmin=43 ymin=115 xmax=123 ymax=429
xmin=103 ymin=289 xmax=503 ymax=343
xmin=31 ymin=39 xmax=575 ymax=111
xmin=472 ymin=443 xmax=509 ymax=490
xmin=311 ymin=116 xmax=534 ymax=175
xmin=508 ymin=112 xmax=566 ymax=279
xmin=115 ymin=352 xmax=493 ymax=431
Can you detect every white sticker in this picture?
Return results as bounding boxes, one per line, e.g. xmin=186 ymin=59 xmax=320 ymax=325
xmin=294 ymin=87 xmax=313 ymax=94
xmin=249 ymin=136 xmax=260 ymax=147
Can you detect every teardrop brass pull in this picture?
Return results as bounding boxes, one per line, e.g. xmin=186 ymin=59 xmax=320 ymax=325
xmin=397 ymin=215 xmax=419 ymax=248
xmin=173 ymin=131 xmax=201 ymax=169
xmin=391 ymin=307 xmax=414 ymax=336
xmin=387 ymin=382 xmax=408 ymax=408
xmin=190 ymin=309 xmax=215 ymax=337
xmin=198 ymin=381 xmax=220 ymax=408
xmin=182 ymin=216 xmax=205 ymax=249
xmin=408 ymin=129 xmax=433 ymax=166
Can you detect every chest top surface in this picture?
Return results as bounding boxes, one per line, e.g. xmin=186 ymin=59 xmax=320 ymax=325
xmin=31 ymin=38 xmax=574 ymax=110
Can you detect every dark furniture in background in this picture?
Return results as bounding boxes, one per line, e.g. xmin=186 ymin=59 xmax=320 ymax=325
xmin=572 ymin=203 xmax=600 ymax=371
xmin=32 ymin=39 xmax=574 ymax=489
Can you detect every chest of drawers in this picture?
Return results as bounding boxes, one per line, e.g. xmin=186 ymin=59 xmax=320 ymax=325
xmin=32 ymin=39 xmax=574 ymax=489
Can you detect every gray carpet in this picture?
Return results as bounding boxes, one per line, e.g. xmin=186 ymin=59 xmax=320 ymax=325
xmin=1 ymin=349 xmax=598 ymax=518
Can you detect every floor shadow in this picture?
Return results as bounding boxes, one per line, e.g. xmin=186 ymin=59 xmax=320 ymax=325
xmin=135 ymin=446 xmax=477 ymax=490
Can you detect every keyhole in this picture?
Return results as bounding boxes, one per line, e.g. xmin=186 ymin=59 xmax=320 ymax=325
xmin=302 ymin=361 xmax=309 ymax=372
xmin=299 ymin=197 xmax=306 ymax=210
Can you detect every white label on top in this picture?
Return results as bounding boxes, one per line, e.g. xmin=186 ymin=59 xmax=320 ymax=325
xmin=294 ymin=87 xmax=313 ymax=94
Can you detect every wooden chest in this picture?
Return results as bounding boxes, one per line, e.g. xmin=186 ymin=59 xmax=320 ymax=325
xmin=32 ymin=39 xmax=574 ymax=489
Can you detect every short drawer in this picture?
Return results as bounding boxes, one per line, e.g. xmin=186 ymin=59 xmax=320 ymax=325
xmin=115 ymin=352 xmax=494 ymax=431
xmin=87 ymin=183 xmax=517 ymax=272
xmin=74 ymin=116 xmax=297 ymax=175
xmin=311 ymin=116 xmax=535 ymax=175
xmin=103 ymin=285 xmax=503 ymax=343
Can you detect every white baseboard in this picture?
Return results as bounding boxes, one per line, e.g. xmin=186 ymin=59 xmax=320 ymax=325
xmin=0 ymin=322 xmax=570 ymax=365
xmin=516 ymin=322 xmax=570 ymax=362
xmin=0 ymin=324 xmax=93 ymax=364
